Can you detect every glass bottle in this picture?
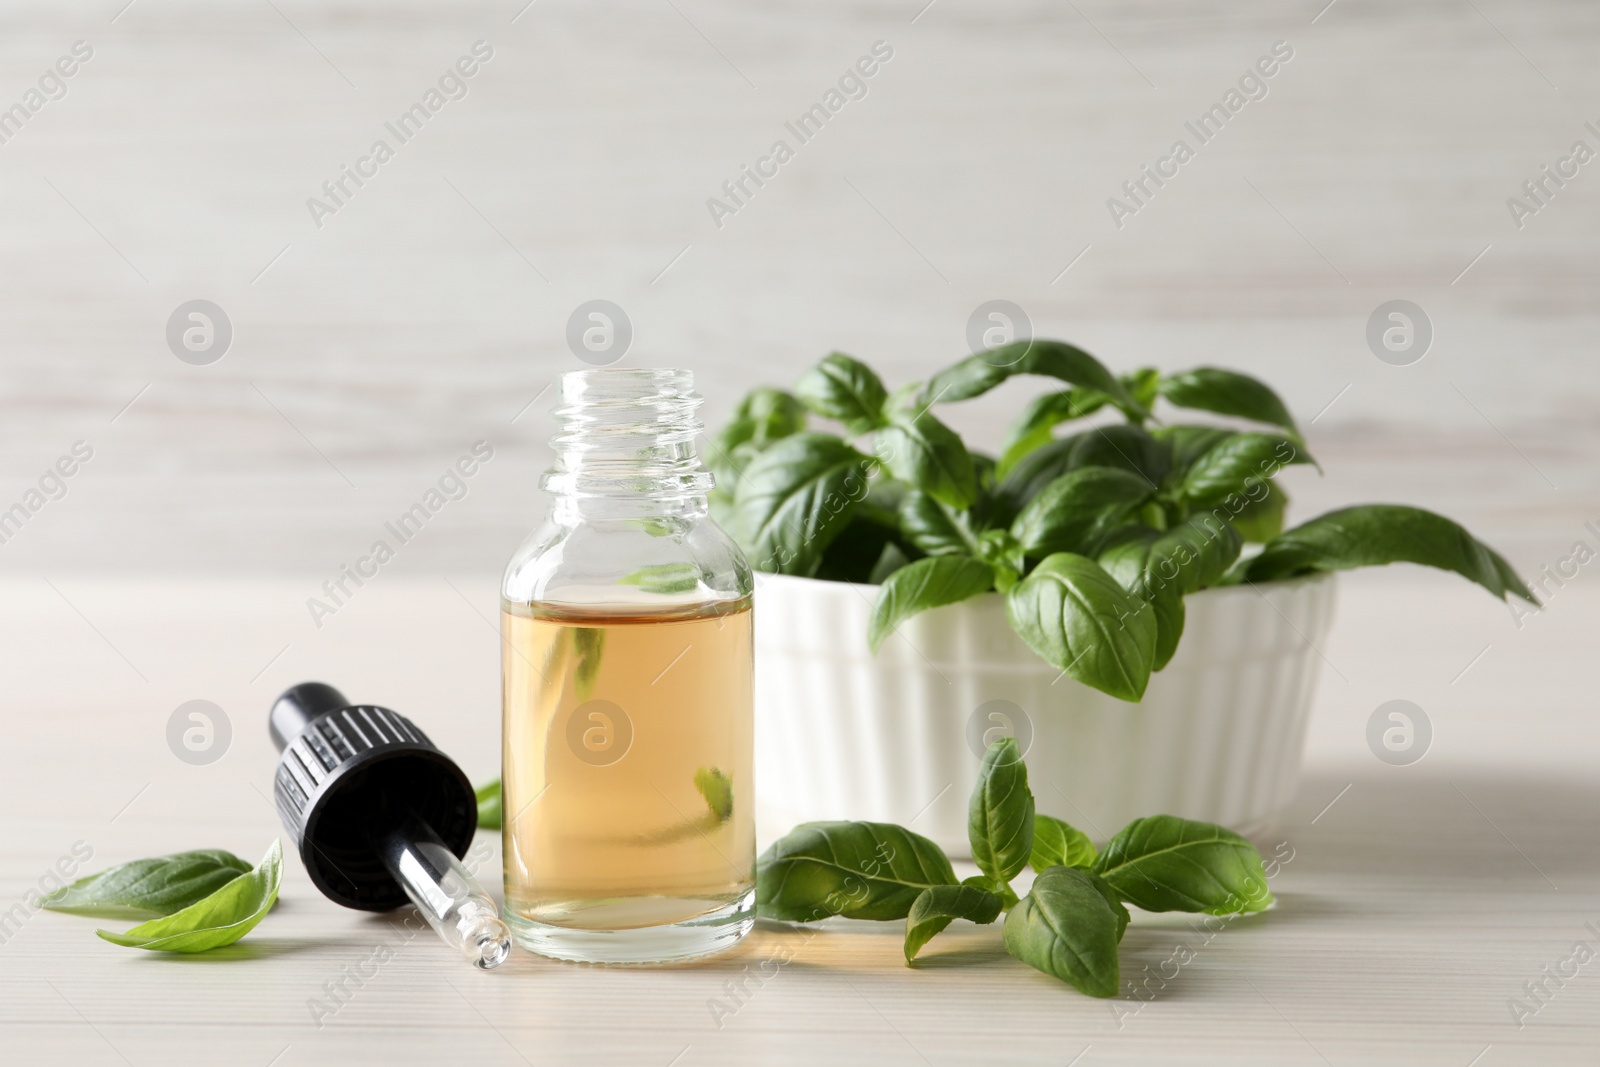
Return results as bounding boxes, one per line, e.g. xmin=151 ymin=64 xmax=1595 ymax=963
xmin=500 ymin=368 xmax=755 ymax=964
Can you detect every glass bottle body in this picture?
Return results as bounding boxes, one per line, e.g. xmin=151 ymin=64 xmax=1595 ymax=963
xmin=500 ymin=369 xmax=754 ymax=965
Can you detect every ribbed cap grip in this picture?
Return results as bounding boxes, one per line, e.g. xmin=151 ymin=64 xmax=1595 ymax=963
xmin=269 ymin=685 xmax=477 ymax=911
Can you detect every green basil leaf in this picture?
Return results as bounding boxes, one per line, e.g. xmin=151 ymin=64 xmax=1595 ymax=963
xmin=574 ymin=627 xmax=604 ymax=701
xmin=1092 ymin=815 xmax=1272 ymax=915
xmin=694 ymin=766 xmax=734 ymax=822
xmin=795 ymin=352 xmax=889 ymax=434
xmin=996 ymin=389 xmax=1111 ymax=476
xmin=874 ymin=408 xmax=977 ymax=510
xmin=475 ymin=778 xmax=502 ymax=830
xmin=1010 ymin=468 xmax=1153 ymax=557
xmin=1096 ymin=516 xmax=1238 ymax=671
xmin=1003 ymin=866 xmax=1123 ymax=997
xmin=899 ymin=490 xmax=982 ymax=557
xmin=1147 ymin=586 xmax=1185 ymax=671
xmin=1118 ymin=514 xmax=1244 ymax=598
xmin=904 ymin=884 xmax=1005 ymax=963
xmin=1154 ymin=424 xmax=1236 ymax=483
xmin=1179 ymin=433 xmax=1314 ymax=509
xmin=1152 ymin=511 xmax=1248 ymax=598
xmin=40 ymin=850 xmax=252 ymax=920
xmin=97 ymin=840 xmax=283 ymax=953
xmin=1090 ymin=871 xmax=1131 ymax=942
xmin=867 ymin=541 xmax=912 ymax=584
xmin=617 ymin=562 xmax=703 ymax=595
xmin=1158 ymin=367 xmax=1301 ymax=440
xmin=1229 ymin=480 xmax=1289 ymax=543
xmin=730 ymin=433 xmax=873 ymax=575
xmin=968 ymin=738 xmax=1035 ymax=887
xmin=975 ymin=528 xmax=1025 ymax=593
xmin=962 ymin=872 xmax=1019 ymax=910
xmin=922 ymin=341 xmax=1140 ymax=418
xmin=1119 ymin=367 xmax=1161 ymax=418
xmin=1244 ymin=504 xmax=1537 ymax=603
xmin=1000 ymin=425 xmax=1169 ymax=510
xmin=756 ymin=821 xmax=958 ymax=922
xmin=1005 ymin=553 xmax=1156 ymax=701
xmin=1030 ymin=814 xmax=1096 ymax=873
xmin=709 ymin=388 xmax=807 ymax=488
xmin=720 ymin=387 xmax=808 ymax=448
xmin=868 ymin=555 xmax=994 ymax=652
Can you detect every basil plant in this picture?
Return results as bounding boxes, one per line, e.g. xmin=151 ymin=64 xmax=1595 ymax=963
xmin=710 ymin=342 xmax=1535 ymax=701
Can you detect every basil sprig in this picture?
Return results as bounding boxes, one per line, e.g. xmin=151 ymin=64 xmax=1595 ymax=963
xmin=714 ymin=344 xmax=1535 ymax=700
xmin=95 ymin=840 xmax=283 ymax=953
xmin=40 ymin=849 xmax=251 ymax=920
xmin=757 ymin=740 xmax=1276 ymax=998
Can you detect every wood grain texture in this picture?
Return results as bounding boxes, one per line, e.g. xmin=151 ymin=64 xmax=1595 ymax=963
xmin=0 ymin=573 xmax=1596 ymax=1065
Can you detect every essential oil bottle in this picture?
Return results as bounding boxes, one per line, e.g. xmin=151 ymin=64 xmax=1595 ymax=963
xmin=500 ymin=368 xmax=754 ymax=964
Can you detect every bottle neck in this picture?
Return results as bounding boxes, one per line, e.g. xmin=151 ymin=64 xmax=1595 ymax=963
xmin=541 ymin=368 xmax=714 ymax=522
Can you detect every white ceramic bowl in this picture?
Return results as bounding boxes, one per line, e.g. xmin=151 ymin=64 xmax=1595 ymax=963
xmin=753 ymin=570 xmax=1336 ymax=856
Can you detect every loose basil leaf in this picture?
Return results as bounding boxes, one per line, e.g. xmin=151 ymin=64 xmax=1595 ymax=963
xmin=1089 ymin=871 xmax=1131 ymax=942
xmin=969 ymin=738 xmax=1035 ymax=887
xmin=475 ymin=778 xmax=502 ymax=830
xmin=97 ymin=840 xmax=283 ymax=953
xmin=730 ymin=433 xmax=872 ymax=575
xmin=868 ymin=555 xmax=994 ymax=652
xmin=1010 ymin=468 xmax=1152 ymax=557
xmin=573 ymin=627 xmax=604 ymax=701
xmin=1005 ymin=553 xmax=1156 ymax=701
xmin=1244 ymin=504 xmax=1537 ymax=603
xmin=756 ymin=821 xmax=958 ymax=922
xmin=1000 ymin=425 xmax=1169 ymax=509
xmin=694 ymin=767 xmax=734 ymax=822
xmin=617 ymin=562 xmax=702 ymax=595
xmin=1030 ymin=814 xmax=1096 ymax=873
xmin=922 ymin=341 xmax=1139 ymax=418
xmin=904 ymin=884 xmax=1004 ymax=963
xmin=795 ymin=352 xmax=889 ymax=434
xmin=962 ymin=872 xmax=1019 ymax=910
xmin=1230 ymin=480 xmax=1289 ymax=543
xmin=1179 ymin=433 xmax=1314 ymax=510
xmin=996 ymin=389 xmax=1110 ymax=477
xmin=1158 ymin=367 xmax=1301 ymax=441
xmin=1003 ymin=866 xmax=1123 ymax=997
xmin=41 ymin=850 xmax=252 ymax=920
xmin=1092 ymin=816 xmax=1272 ymax=915
xmin=874 ymin=408 xmax=977 ymax=510
xmin=899 ymin=490 xmax=983 ymax=557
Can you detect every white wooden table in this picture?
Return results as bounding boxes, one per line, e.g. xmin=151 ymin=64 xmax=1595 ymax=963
xmin=0 ymin=571 xmax=1596 ymax=1066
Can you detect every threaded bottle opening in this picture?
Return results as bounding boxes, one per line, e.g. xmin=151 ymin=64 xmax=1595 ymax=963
xmin=542 ymin=368 xmax=714 ymax=501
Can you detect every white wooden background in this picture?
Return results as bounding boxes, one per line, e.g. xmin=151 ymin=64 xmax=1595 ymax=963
xmin=1 ymin=0 xmax=1597 ymax=1063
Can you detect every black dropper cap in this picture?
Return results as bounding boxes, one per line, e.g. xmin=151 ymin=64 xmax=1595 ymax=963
xmin=268 ymin=682 xmax=477 ymax=911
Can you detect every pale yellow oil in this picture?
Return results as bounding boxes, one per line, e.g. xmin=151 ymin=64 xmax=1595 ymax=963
xmin=501 ymin=597 xmax=754 ymax=931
